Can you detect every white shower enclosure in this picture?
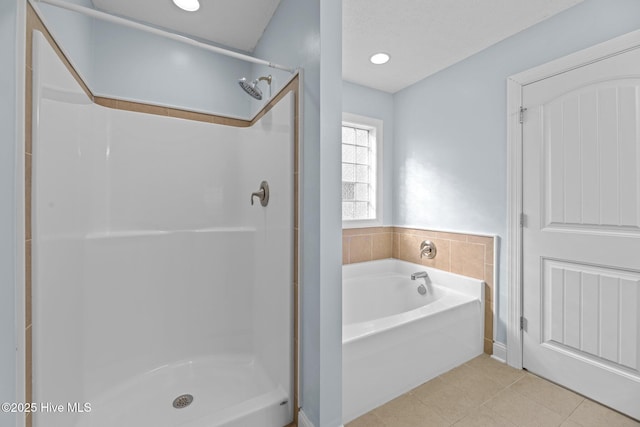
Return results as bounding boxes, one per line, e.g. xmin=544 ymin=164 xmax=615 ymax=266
xmin=31 ymin=31 xmax=295 ymax=427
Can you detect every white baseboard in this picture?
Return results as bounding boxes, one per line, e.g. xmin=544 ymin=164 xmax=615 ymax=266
xmin=298 ymin=410 xmax=343 ymax=427
xmin=492 ymin=342 xmax=507 ymax=363
xmin=298 ymin=410 xmax=314 ymax=427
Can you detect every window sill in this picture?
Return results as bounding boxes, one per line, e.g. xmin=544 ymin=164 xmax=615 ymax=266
xmin=342 ymin=219 xmax=383 ymax=229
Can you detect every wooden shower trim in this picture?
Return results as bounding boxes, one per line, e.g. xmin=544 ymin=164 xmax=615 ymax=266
xmin=25 ymin=4 xmax=300 ymax=427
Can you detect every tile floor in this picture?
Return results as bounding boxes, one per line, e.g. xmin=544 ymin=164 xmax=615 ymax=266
xmin=346 ymin=354 xmax=639 ymax=427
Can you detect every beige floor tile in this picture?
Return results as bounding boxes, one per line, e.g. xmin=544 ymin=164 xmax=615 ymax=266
xmin=465 ymin=355 xmax=526 ymax=387
xmin=411 ymin=377 xmax=451 ymax=396
xmin=411 ymin=377 xmax=479 ymax=423
xmin=438 ymin=364 xmax=473 ymax=383
xmin=510 ymin=373 xmax=583 ymax=418
xmin=485 ymin=388 xmax=564 ymax=427
xmin=452 ymin=404 xmax=517 ymax=427
xmin=348 ymin=358 xmax=639 ymax=427
xmin=373 ymin=393 xmax=451 ymax=427
xmin=439 ymin=363 xmax=505 ymax=406
xmin=346 ymin=411 xmax=386 ymax=427
xmin=567 ymin=400 xmax=640 ymax=427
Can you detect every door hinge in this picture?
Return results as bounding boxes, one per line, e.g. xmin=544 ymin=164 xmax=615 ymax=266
xmin=520 ymin=213 xmax=526 ymax=227
xmin=520 ymin=316 xmax=527 ymax=331
xmin=519 ymin=106 xmax=527 ymax=124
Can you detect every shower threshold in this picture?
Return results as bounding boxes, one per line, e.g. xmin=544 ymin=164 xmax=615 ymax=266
xmin=72 ymin=353 xmax=291 ymax=427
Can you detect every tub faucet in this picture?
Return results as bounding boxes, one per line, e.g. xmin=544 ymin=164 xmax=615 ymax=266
xmin=411 ymin=271 xmax=429 ymax=295
xmin=411 ymin=271 xmax=428 ymax=280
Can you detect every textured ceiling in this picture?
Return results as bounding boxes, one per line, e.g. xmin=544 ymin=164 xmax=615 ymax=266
xmin=91 ymin=0 xmax=282 ymax=53
xmin=343 ymin=0 xmax=584 ymax=93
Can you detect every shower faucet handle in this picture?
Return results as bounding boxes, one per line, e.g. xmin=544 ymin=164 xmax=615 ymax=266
xmin=251 ymin=181 xmax=270 ymax=207
xmin=420 ymin=240 xmax=437 ymax=259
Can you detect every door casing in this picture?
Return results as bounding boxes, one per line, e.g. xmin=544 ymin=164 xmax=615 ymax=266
xmin=506 ymin=28 xmax=640 ymax=369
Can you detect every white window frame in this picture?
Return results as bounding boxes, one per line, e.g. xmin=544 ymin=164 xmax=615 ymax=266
xmin=341 ymin=112 xmax=383 ymax=229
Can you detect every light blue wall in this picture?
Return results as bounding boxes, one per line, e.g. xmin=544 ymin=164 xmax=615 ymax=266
xmin=254 ymin=0 xmax=343 ymax=426
xmin=91 ymin=20 xmax=251 ymax=118
xmin=343 ymin=81 xmax=394 ymax=226
xmin=393 ymin=0 xmax=640 ymax=344
xmin=0 ymin=1 xmax=18 ymax=426
xmin=37 ymin=0 xmax=94 ymax=83
xmin=34 ymin=2 xmax=251 ymax=118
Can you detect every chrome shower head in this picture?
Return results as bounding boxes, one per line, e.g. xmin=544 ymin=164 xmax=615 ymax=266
xmin=238 ymin=77 xmax=262 ymax=100
xmin=238 ymin=75 xmax=272 ymax=100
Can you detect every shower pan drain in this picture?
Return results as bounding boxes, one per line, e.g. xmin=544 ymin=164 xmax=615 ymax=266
xmin=172 ymin=394 xmax=194 ymax=409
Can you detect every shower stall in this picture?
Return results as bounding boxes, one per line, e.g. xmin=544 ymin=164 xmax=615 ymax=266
xmin=29 ymin=6 xmax=297 ymax=426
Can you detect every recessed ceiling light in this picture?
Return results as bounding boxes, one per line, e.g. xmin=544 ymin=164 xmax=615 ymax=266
xmin=172 ymin=0 xmax=200 ymax=12
xmin=370 ymin=53 xmax=390 ymax=65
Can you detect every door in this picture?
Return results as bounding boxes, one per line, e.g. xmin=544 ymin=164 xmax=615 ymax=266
xmin=522 ymin=46 xmax=640 ymax=420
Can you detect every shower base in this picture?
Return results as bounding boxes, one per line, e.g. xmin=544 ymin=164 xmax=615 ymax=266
xmin=75 ymin=354 xmax=291 ymax=427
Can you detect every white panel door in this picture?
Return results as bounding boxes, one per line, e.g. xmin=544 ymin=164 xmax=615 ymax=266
xmin=522 ymin=46 xmax=640 ymax=420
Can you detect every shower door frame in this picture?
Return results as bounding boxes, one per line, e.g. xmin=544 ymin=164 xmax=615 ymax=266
xmin=22 ymin=4 xmax=301 ymax=427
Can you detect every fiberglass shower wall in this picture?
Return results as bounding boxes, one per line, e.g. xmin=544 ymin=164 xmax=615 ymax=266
xmin=32 ymin=31 xmax=294 ymax=427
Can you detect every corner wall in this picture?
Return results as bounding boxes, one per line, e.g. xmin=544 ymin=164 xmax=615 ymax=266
xmin=393 ymin=0 xmax=640 ymax=345
xmin=253 ymin=0 xmax=343 ymax=426
xmin=0 ymin=1 xmax=20 ymax=425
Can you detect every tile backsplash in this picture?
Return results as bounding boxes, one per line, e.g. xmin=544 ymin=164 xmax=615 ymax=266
xmin=343 ymin=226 xmax=496 ymax=355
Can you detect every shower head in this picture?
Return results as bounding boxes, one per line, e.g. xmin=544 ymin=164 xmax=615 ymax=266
xmin=238 ymin=75 xmax=272 ymax=100
xmin=238 ymin=78 xmax=262 ymax=100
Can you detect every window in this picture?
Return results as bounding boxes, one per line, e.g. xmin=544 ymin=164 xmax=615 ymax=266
xmin=342 ymin=113 xmax=382 ymax=227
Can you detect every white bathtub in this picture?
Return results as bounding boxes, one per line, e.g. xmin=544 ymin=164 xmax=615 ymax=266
xmin=342 ymin=259 xmax=484 ymax=423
